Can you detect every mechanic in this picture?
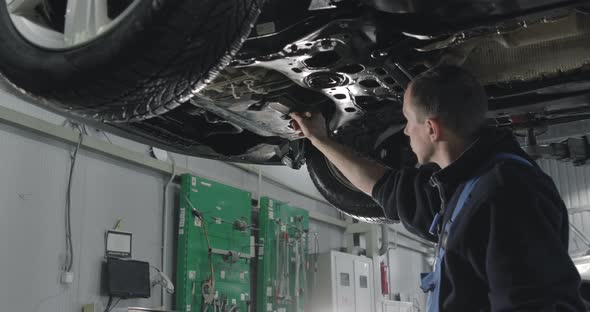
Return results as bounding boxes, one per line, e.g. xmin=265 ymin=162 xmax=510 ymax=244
xmin=290 ymin=65 xmax=585 ymax=311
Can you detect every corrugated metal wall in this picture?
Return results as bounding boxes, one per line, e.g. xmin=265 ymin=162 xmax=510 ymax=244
xmin=538 ymin=159 xmax=590 ymax=256
xmin=514 ymin=119 xmax=590 ymax=256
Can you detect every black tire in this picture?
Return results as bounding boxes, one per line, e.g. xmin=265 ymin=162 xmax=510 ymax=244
xmin=306 ymin=145 xmax=395 ymax=224
xmin=0 ymin=0 xmax=264 ymax=122
xmin=580 ymin=280 xmax=590 ymax=310
xmin=307 ymin=131 xmax=415 ymax=224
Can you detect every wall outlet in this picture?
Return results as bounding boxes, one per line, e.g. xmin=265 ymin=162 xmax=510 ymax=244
xmin=60 ymin=271 xmax=74 ymax=284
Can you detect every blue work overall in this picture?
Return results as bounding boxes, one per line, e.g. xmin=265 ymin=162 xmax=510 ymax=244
xmin=420 ymin=153 xmax=533 ymax=312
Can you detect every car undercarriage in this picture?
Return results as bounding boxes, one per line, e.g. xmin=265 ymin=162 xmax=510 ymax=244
xmin=2 ymin=0 xmax=590 ymax=221
xmin=91 ymin=0 xmax=590 ymax=169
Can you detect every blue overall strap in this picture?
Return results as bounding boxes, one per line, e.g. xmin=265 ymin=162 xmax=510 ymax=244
xmin=423 ymin=176 xmax=480 ymax=312
xmin=421 ymin=153 xmax=533 ymax=312
xmin=450 ymin=154 xmax=531 ymax=226
xmin=495 ymin=153 xmax=534 ymax=168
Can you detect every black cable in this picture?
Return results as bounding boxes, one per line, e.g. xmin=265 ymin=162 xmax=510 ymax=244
xmin=104 ymin=133 xmax=113 ymax=144
xmin=104 ymin=296 xmax=113 ymax=312
xmin=183 ymin=194 xmax=215 ymax=288
xmin=65 ymin=126 xmax=83 ymax=272
xmin=108 ymin=298 xmax=122 ymax=312
xmin=104 ymin=296 xmax=122 ymax=312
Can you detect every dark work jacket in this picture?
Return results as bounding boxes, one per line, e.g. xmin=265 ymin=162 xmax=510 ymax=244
xmin=372 ymin=128 xmax=585 ymax=311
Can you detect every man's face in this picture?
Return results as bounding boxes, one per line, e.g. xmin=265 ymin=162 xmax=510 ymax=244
xmin=403 ymin=86 xmax=435 ymax=165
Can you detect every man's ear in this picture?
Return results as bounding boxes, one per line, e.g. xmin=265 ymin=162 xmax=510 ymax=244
xmin=426 ymin=118 xmax=443 ymax=142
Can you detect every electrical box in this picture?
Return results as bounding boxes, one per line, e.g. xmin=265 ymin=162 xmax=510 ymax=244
xmin=257 ymin=197 xmax=310 ymax=312
xmin=176 ymin=175 xmax=253 ymax=312
xmin=309 ymin=251 xmax=375 ymax=312
xmin=105 ymin=230 xmax=132 ymax=258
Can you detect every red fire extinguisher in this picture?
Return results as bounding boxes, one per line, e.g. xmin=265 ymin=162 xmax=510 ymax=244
xmin=380 ymin=261 xmax=389 ymax=295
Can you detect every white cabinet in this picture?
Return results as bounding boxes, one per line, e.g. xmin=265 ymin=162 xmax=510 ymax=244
xmin=335 ymin=254 xmax=356 ymax=312
xmin=310 ymin=251 xmax=375 ymax=312
xmin=354 ymin=259 xmax=373 ymax=312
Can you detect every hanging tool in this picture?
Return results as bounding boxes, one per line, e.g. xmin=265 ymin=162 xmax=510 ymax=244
xmin=202 ymin=280 xmax=215 ymax=304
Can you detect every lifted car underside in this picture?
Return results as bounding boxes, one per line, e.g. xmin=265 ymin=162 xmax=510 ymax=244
xmin=2 ymin=0 xmax=590 ymax=222
xmin=85 ymin=0 xmax=590 ymax=168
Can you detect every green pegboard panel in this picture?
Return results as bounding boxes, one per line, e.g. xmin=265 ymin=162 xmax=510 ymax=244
xmin=257 ymin=197 xmax=310 ymax=312
xmin=176 ymin=175 xmax=254 ymax=312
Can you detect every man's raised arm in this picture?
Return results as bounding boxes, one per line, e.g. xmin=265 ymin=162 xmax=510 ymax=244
xmin=290 ymin=112 xmax=387 ymax=196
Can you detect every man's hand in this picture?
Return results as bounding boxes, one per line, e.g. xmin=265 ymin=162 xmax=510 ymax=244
xmin=289 ymin=111 xmax=386 ymax=196
xmin=289 ymin=112 xmax=329 ymax=143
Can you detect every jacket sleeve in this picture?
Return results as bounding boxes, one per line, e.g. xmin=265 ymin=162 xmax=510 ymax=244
xmin=471 ymin=167 xmax=584 ymax=311
xmin=371 ymin=164 xmax=441 ymax=242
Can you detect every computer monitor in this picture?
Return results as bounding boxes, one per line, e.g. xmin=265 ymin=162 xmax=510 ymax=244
xmin=106 ymin=257 xmax=151 ymax=298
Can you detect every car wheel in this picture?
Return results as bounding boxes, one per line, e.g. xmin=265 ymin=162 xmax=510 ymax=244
xmin=306 ymin=131 xmax=415 ymax=224
xmin=0 ymin=0 xmax=264 ymax=122
xmin=306 ymin=145 xmax=395 ymax=224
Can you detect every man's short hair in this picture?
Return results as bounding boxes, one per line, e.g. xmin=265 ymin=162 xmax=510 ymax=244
xmin=409 ymin=65 xmax=488 ymax=139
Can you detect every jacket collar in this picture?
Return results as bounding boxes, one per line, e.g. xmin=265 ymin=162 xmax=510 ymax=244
xmin=429 ymin=127 xmax=524 ymax=194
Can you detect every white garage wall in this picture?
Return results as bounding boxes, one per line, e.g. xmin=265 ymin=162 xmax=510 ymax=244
xmin=0 ymin=91 xmax=348 ymax=312
xmin=385 ymin=224 xmax=430 ymax=309
xmin=0 ymin=89 xmax=435 ymax=312
xmin=0 ymin=123 xmax=165 ymax=312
